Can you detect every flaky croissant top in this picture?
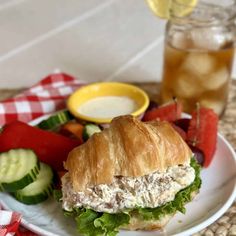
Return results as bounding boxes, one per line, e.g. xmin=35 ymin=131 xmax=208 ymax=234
xmin=64 ymin=115 xmax=192 ymax=192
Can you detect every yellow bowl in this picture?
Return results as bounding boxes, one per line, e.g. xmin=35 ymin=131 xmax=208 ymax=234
xmin=67 ymin=82 xmax=150 ymax=124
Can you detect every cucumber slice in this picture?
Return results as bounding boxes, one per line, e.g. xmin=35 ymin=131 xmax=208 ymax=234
xmin=82 ymin=124 xmax=102 ymax=141
xmin=14 ymin=162 xmax=54 ymax=205
xmin=37 ymin=110 xmax=74 ymax=130
xmin=0 ymin=149 xmax=40 ymax=192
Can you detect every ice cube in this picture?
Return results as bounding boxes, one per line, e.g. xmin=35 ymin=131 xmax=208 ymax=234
xmin=202 ymin=67 xmax=229 ymax=90
xmin=175 ymin=73 xmax=203 ymax=98
xmin=200 ymin=98 xmax=225 ymax=116
xmin=191 ymin=28 xmax=226 ymax=51
xmin=182 ymin=53 xmax=216 ymax=76
xmin=171 ymin=31 xmax=190 ymax=50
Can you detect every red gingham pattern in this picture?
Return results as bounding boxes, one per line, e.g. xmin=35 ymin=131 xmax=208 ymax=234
xmin=0 ymin=72 xmax=84 ymax=126
xmin=0 ymin=72 xmax=85 ymax=235
xmin=0 ymin=205 xmax=21 ymax=236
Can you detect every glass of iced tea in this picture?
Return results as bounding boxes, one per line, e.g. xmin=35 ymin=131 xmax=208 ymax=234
xmin=160 ymin=0 xmax=236 ymax=116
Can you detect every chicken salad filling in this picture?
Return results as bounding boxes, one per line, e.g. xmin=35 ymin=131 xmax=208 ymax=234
xmin=62 ymin=164 xmax=195 ymax=214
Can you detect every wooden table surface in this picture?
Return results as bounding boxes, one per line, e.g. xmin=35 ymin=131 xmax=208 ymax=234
xmin=0 ymin=80 xmax=236 ymax=236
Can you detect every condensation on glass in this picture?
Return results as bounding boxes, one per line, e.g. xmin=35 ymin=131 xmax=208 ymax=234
xmin=160 ymin=0 xmax=236 ymax=116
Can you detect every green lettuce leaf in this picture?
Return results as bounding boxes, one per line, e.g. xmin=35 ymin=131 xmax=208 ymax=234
xmin=136 ymin=158 xmax=201 ymax=220
xmin=94 ymin=213 xmax=130 ymax=236
xmin=75 ymin=209 xmax=129 ymax=236
xmin=76 ymin=209 xmax=104 ymax=236
xmin=53 ymin=189 xmax=62 ymax=202
xmin=64 ymin=158 xmax=201 ymax=236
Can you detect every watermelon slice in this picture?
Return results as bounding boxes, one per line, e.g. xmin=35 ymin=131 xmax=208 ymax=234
xmin=187 ymin=107 xmax=218 ymax=167
xmin=171 ymin=123 xmax=187 ymax=141
xmin=143 ymin=101 xmax=182 ymax=122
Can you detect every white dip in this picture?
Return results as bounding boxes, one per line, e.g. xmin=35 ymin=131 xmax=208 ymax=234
xmin=77 ymin=96 xmax=138 ymax=119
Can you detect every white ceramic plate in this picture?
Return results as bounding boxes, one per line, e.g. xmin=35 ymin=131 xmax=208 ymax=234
xmin=0 ymin=114 xmax=236 ymax=236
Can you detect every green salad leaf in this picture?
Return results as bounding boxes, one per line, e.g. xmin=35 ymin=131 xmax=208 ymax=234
xmin=53 ymin=189 xmax=62 ymax=202
xmin=64 ymin=158 xmax=201 ymax=236
xmin=76 ymin=209 xmax=104 ymax=236
xmin=136 ymin=158 xmax=201 ymax=221
xmin=94 ymin=212 xmax=130 ymax=236
xmin=75 ymin=209 xmax=129 ymax=236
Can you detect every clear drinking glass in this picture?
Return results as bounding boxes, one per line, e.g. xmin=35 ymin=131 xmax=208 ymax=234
xmin=160 ymin=0 xmax=236 ymax=116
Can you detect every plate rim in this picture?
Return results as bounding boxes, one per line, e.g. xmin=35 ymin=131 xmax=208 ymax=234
xmin=0 ymin=113 xmax=236 ymax=236
xmin=174 ymin=132 xmax=236 ymax=236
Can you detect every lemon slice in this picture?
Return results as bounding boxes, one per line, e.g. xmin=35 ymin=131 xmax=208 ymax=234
xmin=145 ymin=0 xmax=198 ymax=19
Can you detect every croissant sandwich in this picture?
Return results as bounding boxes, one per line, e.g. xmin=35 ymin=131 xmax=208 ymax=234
xmin=61 ymin=115 xmax=201 ymax=235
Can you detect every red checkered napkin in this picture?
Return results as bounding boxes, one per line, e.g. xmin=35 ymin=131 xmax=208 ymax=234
xmin=0 ymin=205 xmax=21 ymax=236
xmin=0 ymin=72 xmax=84 ymax=126
xmin=0 ymin=72 xmax=84 ymax=235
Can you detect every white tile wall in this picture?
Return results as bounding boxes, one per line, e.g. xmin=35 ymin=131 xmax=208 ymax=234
xmin=0 ymin=0 xmax=235 ymax=88
xmin=0 ymin=0 xmax=107 ymax=55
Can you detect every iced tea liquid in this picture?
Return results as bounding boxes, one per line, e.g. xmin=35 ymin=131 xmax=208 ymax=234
xmin=160 ymin=43 xmax=235 ymax=116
